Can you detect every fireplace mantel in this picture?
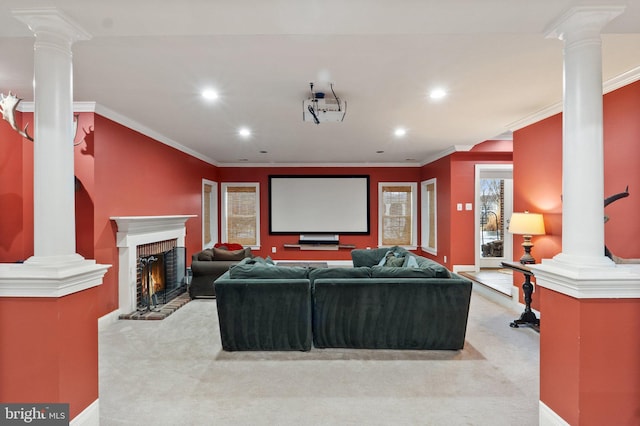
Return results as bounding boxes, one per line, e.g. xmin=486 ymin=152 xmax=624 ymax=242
xmin=111 ymin=215 xmax=196 ymax=314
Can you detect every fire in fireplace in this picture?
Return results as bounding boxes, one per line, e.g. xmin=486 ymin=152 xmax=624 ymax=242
xmin=137 ymin=246 xmax=186 ymax=310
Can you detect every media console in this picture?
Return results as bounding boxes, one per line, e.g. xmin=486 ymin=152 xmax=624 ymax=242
xmin=283 ymin=243 xmax=356 ymax=251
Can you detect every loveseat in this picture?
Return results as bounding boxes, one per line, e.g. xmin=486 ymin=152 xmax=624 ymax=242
xmin=189 ymin=245 xmax=253 ymax=298
xmin=213 ymin=247 xmax=472 ymax=351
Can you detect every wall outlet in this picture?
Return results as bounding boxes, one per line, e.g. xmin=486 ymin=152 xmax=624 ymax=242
xmin=271 ymin=246 xmax=276 ymax=253
xmin=457 ymin=203 xmax=463 ymax=211
xmin=465 ymin=203 xmax=473 ymax=211
xmin=444 ymin=255 xmax=447 ymax=263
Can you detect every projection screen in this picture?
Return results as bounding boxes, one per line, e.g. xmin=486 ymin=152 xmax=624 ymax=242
xmin=269 ymin=175 xmax=370 ymax=235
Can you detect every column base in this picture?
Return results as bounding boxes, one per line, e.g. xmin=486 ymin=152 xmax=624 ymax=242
xmin=0 ymin=257 xmax=110 ymax=297
xmin=551 ymin=252 xmax=615 ymax=269
xmin=532 ymin=258 xmax=640 ymax=299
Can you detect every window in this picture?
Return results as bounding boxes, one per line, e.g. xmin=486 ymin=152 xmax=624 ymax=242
xmin=378 ymin=182 xmax=417 ymax=248
xmin=221 ymin=183 xmax=260 ymax=248
xmin=421 ymin=179 xmax=437 ymax=254
xmin=202 ymin=179 xmax=218 ymax=249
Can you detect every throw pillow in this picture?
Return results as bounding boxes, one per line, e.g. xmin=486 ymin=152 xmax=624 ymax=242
xmin=384 ymin=251 xmax=405 ymax=267
xmin=403 ymin=255 xmax=419 ymax=268
xmin=213 ymin=247 xmax=247 ymax=261
xmin=215 ymin=242 xmax=244 ymax=251
xmin=197 ymin=249 xmax=214 ymax=261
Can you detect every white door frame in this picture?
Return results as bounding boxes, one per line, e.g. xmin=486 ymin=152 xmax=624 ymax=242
xmin=474 ymin=164 xmax=513 ymax=270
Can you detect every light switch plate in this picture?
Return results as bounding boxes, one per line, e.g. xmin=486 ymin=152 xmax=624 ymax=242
xmin=457 ymin=203 xmax=463 ymax=211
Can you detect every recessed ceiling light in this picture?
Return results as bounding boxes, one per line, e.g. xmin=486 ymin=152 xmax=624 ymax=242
xmin=394 ymin=127 xmax=407 ymax=138
xmin=429 ymin=88 xmax=447 ymax=100
xmin=238 ymin=127 xmax=251 ymax=138
xmin=201 ymin=89 xmax=219 ymax=100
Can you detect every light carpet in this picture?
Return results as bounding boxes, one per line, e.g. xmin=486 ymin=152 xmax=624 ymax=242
xmin=99 ymin=290 xmax=539 ymax=425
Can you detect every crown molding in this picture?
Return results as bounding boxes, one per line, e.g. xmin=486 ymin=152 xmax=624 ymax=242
xmin=93 ymin=104 xmax=220 ymax=166
xmin=17 ymin=101 xmax=96 ymax=113
xmin=420 ymin=145 xmax=473 ymax=166
xmin=221 ymin=161 xmax=422 ymax=168
xmin=508 ymin=65 xmax=640 ymax=132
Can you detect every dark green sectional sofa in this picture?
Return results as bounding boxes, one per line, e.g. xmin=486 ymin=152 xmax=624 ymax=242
xmin=213 ymin=247 xmax=472 ymax=351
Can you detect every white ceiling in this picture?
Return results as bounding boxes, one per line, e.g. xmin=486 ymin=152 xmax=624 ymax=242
xmin=1 ymin=0 xmax=639 ymax=166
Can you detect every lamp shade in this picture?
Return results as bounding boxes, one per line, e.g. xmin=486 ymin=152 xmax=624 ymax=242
xmin=508 ymin=212 xmax=545 ymax=236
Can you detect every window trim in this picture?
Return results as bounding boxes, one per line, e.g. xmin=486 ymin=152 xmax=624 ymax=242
xmin=421 ymin=178 xmax=437 ymax=255
xmin=202 ymin=179 xmax=218 ymax=249
xmin=221 ymin=182 xmax=260 ymax=249
xmin=378 ymin=182 xmax=418 ymax=249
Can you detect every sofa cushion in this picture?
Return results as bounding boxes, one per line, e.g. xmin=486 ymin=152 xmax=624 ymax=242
xmin=229 ymin=264 xmax=309 ymax=280
xmin=414 ymin=257 xmax=451 ymax=278
xmin=371 ymin=265 xmax=446 ymax=279
xmin=197 ymin=249 xmax=214 ymax=261
xmin=309 ymin=266 xmax=370 ymax=283
xmin=213 ymin=247 xmax=247 ymax=261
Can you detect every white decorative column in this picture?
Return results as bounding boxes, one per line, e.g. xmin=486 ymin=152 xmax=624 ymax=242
xmin=0 ymin=9 xmax=109 ymax=296
xmin=14 ymin=8 xmax=90 ymax=265
xmin=535 ymin=7 xmax=640 ymax=426
xmin=544 ymin=6 xmax=624 ymax=269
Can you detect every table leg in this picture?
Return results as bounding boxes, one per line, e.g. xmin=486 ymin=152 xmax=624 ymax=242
xmin=510 ymin=274 xmax=540 ymax=330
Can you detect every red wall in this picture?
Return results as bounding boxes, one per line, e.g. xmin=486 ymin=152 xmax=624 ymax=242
xmin=219 ymin=167 xmax=421 ymax=261
xmin=0 ymin=111 xmax=33 ymax=262
xmin=603 ymin=81 xmax=640 ymax=258
xmin=514 ymin=80 xmax=640 ymax=265
xmin=540 ymin=289 xmax=640 ymax=425
xmin=420 ymin=156 xmax=452 ymax=266
xmin=0 ymin=287 xmax=100 ymax=419
xmin=90 ymin=115 xmax=219 ymax=316
xmin=420 ymin=143 xmax=512 ymax=268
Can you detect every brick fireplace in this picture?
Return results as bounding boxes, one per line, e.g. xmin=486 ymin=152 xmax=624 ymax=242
xmin=111 ymin=215 xmax=196 ymax=314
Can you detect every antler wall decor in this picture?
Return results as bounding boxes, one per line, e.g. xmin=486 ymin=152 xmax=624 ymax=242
xmin=0 ymin=92 xmax=34 ymax=141
xmin=0 ymin=91 xmax=84 ymax=146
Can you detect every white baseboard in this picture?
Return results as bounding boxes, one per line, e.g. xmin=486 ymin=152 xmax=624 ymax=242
xmin=98 ymin=309 xmax=121 ymax=331
xmin=452 ymin=264 xmax=475 ymax=273
xmin=71 ymin=399 xmax=99 ymax=426
xmin=539 ymin=401 xmax=569 ymax=426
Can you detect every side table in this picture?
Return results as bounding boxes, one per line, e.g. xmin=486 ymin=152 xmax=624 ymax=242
xmin=501 ymin=261 xmax=540 ymax=331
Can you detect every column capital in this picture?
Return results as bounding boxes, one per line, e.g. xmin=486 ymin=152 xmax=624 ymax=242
xmin=12 ymin=8 xmax=91 ymax=46
xmin=544 ymin=6 xmax=625 ymax=42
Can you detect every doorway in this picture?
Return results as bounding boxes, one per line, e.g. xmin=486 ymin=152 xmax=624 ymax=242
xmin=474 ymin=164 xmax=513 ymax=270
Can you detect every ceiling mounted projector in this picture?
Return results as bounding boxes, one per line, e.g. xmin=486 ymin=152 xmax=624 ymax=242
xmin=303 ymin=82 xmax=346 ymax=124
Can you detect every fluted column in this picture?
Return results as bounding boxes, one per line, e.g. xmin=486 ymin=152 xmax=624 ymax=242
xmin=544 ymin=6 xmax=624 ymax=268
xmin=13 ymin=9 xmax=91 ymax=265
